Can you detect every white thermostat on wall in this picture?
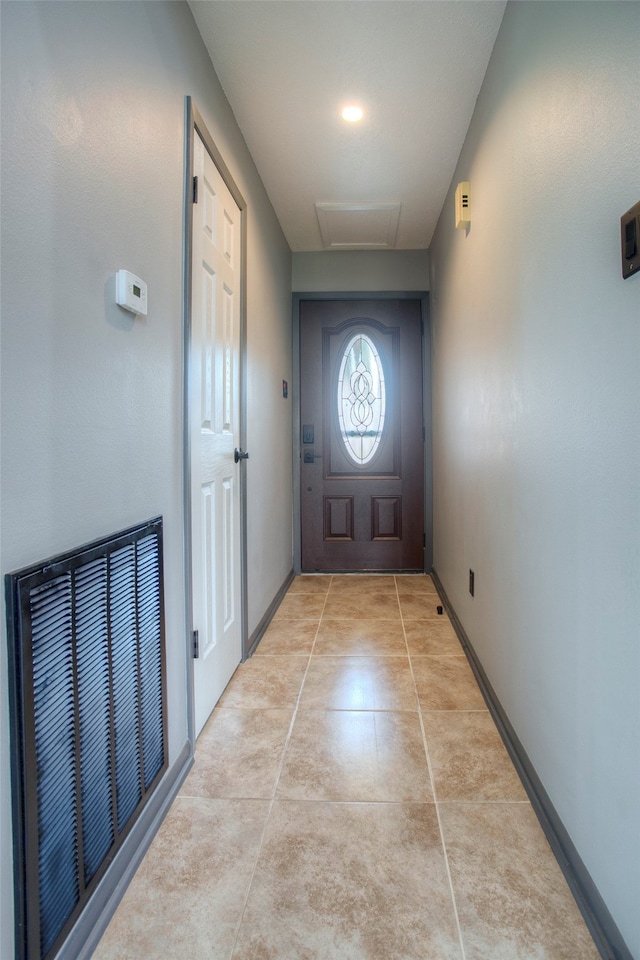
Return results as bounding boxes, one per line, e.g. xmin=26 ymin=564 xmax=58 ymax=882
xmin=116 ymin=269 xmax=147 ymax=316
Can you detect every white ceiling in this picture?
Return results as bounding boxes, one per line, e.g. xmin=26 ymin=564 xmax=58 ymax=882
xmin=188 ymin=0 xmax=507 ymax=252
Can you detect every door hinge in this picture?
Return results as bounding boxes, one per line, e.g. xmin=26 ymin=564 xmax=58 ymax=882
xmin=192 ymin=629 xmax=200 ymax=659
xmin=193 ymin=175 xmax=199 ymax=204
xmin=423 ymin=533 xmax=426 ymax=548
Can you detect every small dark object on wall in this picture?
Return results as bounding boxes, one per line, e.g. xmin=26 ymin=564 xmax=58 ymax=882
xmin=437 ymin=605 xmax=443 ymax=615
xmin=282 ymin=380 xmax=288 ymax=398
xmin=621 ymin=200 xmax=640 ymax=279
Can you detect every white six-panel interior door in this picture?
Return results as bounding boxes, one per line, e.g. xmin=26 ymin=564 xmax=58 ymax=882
xmin=190 ymin=129 xmax=243 ymax=736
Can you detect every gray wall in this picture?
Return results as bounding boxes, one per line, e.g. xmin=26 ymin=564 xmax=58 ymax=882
xmin=0 ymin=3 xmax=292 ymax=958
xmin=429 ymin=2 xmax=639 ymax=955
xmin=292 ymin=250 xmax=429 ymax=292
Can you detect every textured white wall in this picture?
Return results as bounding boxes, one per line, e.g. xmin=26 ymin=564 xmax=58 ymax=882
xmin=429 ymin=2 xmax=640 ymax=955
xmin=0 ymin=3 xmax=291 ymax=958
xmin=292 ymin=250 xmax=429 ymax=292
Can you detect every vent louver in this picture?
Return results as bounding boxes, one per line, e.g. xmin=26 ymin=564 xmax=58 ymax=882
xmin=5 ymin=518 xmax=167 ymax=960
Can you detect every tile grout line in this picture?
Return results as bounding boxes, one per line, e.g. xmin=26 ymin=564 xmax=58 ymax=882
xmin=226 ymin=575 xmax=333 ymax=958
xmin=396 ymin=575 xmax=468 ymax=960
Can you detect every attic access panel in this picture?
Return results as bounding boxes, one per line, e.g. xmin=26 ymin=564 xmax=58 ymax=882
xmin=315 ymin=202 xmax=401 ymax=249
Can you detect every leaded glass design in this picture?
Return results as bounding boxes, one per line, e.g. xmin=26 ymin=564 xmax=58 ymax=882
xmin=337 ymin=333 xmax=386 ymax=465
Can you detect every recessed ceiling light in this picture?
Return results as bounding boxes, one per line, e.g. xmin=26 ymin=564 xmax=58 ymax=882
xmin=341 ymin=105 xmax=363 ymax=123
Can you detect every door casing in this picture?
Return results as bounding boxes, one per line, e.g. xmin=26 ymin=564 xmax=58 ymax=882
xmin=183 ymin=97 xmax=248 ymax=744
xmin=292 ymin=291 xmax=432 ymax=575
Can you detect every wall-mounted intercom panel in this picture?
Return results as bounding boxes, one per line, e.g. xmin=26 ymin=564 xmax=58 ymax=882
xmin=621 ymin=201 xmax=640 ymax=279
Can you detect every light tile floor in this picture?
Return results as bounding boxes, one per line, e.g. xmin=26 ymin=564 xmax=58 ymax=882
xmin=94 ymin=575 xmax=600 ymax=960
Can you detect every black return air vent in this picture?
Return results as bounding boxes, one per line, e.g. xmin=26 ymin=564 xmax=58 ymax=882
xmin=5 ymin=517 xmax=168 ymax=960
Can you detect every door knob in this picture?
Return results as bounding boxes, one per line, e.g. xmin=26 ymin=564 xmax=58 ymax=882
xmin=234 ymin=448 xmax=250 ymax=463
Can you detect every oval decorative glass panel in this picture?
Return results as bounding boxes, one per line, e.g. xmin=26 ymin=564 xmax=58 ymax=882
xmin=337 ymin=333 xmax=386 ymax=465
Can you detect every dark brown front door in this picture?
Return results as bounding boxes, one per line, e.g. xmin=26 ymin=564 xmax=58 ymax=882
xmin=300 ymin=299 xmax=424 ymax=572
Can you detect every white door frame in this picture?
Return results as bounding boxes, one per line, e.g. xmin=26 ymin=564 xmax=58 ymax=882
xmin=183 ymin=97 xmax=248 ymax=744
